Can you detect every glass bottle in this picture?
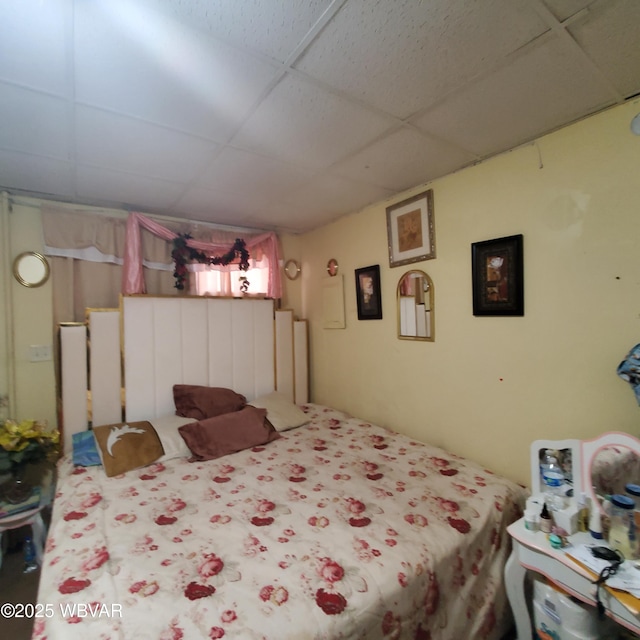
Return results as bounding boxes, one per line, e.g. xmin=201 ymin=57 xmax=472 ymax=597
xmin=540 ymin=449 xmax=565 ymax=510
xmin=625 ymin=483 xmax=640 ymax=533
xmin=608 ymin=494 xmax=635 ymax=560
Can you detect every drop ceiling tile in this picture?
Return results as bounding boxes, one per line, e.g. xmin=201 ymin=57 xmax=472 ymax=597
xmin=75 ymin=107 xmax=220 ymax=183
xmin=412 ymin=34 xmax=615 ymax=157
xmin=332 ymin=128 xmax=477 ymax=191
xmin=282 ymin=174 xmax=394 ymax=221
xmin=197 ymin=147 xmax=315 ymax=200
xmin=245 ymin=203 xmax=313 ymax=233
xmin=0 ymin=150 xmax=74 ymax=198
xmin=233 ymin=74 xmax=394 ymax=170
xmin=175 ymin=186 xmax=266 ymax=228
xmin=0 ymin=0 xmax=71 ymax=95
xmin=0 ymin=84 xmax=70 ymax=158
xmin=76 ymin=165 xmax=186 ymax=211
xmin=74 ymin=1 xmax=280 ymax=141
xmin=133 ymin=0 xmax=335 ymax=63
xmin=567 ymin=0 xmax=640 ymax=97
xmin=295 ymin=0 xmax=548 ymax=119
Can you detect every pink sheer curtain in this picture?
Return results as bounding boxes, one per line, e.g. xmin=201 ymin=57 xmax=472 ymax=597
xmin=122 ymin=212 xmax=283 ymax=298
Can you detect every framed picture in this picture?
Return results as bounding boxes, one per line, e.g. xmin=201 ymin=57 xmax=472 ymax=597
xmin=386 ymin=189 xmax=436 ymax=267
xmin=355 ymin=265 xmax=382 ymax=320
xmin=471 ymin=234 xmax=524 ymax=316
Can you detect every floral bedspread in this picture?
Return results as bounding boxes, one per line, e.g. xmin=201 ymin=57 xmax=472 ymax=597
xmin=34 ymin=404 xmax=526 ymax=640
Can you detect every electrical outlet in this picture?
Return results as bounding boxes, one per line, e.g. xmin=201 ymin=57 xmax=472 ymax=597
xmin=29 ymin=344 xmax=53 ymax=362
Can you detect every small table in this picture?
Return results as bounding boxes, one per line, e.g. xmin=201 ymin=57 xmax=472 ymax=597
xmin=506 ymin=517 xmax=640 ymax=639
xmin=0 ymin=504 xmax=46 ymax=572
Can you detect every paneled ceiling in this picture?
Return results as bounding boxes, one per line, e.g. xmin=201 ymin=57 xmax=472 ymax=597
xmin=1 ymin=0 xmax=639 ymax=233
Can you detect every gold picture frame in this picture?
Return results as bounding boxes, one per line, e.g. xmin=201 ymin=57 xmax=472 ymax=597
xmin=386 ymin=189 xmax=436 ymax=268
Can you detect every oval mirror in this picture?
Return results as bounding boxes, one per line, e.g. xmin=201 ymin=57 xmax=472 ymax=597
xmin=327 ymin=258 xmax=339 ymax=277
xmin=590 ymin=444 xmax=640 ymax=501
xmin=397 ymin=270 xmax=434 ymax=341
xmin=13 ymin=251 xmax=50 ymax=288
xmin=284 ymin=259 xmax=301 ymax=280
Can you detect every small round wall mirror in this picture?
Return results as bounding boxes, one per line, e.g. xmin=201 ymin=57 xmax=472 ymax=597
xmin=284 ymin=259 xmax=301 ymax=280
xmin=327 ymin=259 xmax=339 ymax=277
xmin=13 ymin=252 xmax=50 ymax=288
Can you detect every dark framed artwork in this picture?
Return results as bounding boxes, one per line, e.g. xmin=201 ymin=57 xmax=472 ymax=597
xmin=355 ymin=265 xmax=382 ymax=320
xmin=471 ymin=234 xmax=524 ymax=316
xmin=386 ymin=189 xmax=436 ymax=267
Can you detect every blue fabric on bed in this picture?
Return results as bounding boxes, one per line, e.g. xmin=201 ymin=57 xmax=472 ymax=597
xmin=72 ymin=430 xmax=101 ymax=466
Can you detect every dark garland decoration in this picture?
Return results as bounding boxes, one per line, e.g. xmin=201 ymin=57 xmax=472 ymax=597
xmin=171 ymin=234 xmax=250 ymax=291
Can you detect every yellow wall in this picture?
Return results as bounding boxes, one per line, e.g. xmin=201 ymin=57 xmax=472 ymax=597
xmin=292 ymin=99 xmax=640 ymax=487
xmin=0 ymin=199 xmax=56 ymax=427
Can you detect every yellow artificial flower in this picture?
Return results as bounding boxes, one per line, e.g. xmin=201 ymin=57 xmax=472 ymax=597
xmin=0 ymin=418 xmax=60 ymax=468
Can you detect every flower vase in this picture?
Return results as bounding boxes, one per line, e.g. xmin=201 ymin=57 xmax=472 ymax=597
xmin=1 ymin=464 xmax=33 ymax=504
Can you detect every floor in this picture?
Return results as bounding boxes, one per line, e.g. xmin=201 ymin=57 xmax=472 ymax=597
xmin=0 ymin=526 xmax=39 ymax=640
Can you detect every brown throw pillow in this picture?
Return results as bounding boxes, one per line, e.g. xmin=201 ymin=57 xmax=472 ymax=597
xmin=178 ymin=406 xmax=279 ymax=462
xmin=173 ymin=385 xmax=247 ymax=421
xmin=92 ymin=421 xmax=164 ymax=477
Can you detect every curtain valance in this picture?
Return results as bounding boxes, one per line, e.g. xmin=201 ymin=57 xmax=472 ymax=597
xmin=41 ymin=207 xmax=283 ymax=298
xmin=121 ymin=212 xmax=282 ymax=298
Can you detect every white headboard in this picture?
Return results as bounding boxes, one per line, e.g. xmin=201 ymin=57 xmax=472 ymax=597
xmin=59 ymin=296 xmax=308 ymax=453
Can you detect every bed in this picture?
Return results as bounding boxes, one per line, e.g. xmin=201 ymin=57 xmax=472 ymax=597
xmin=35 ymin=296 xmax=527 ymax=640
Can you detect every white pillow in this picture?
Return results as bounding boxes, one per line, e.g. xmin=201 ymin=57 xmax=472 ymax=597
xmin=248 ymin=391 xmax=309 ymax=432
xmin=150 ymin=414 xmax=195 ymax=461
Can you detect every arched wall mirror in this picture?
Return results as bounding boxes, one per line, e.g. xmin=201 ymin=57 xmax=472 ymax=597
xmin=397 ymin=270 xmax=434 ymax=341
xmin=13 ymin=251 xmax=50 ymax=288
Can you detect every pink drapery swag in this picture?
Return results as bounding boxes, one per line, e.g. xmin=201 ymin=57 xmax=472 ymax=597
xmin=122 ymin=212 xmax=283 ymax=298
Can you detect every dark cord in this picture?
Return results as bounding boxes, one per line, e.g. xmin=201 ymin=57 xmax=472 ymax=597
xmin=591 ymin=550 xmax=624 ymax=617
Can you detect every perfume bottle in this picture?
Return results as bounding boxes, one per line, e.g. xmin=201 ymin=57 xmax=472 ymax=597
xmin=540 ymin=502 xmax=552 ymax=534
xmin=577 ymin=492 xmax=590 ymax=533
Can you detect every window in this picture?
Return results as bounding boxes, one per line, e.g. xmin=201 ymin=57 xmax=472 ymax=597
xmin=194 ymin=259 xmax=269 ymax=297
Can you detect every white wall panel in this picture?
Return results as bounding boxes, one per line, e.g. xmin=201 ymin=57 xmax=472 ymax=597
xmin=231 ymin=299 xmax=255 ymax=400
xmin=254 ymin=300 xmax=275 ymax=399
xmin=275 ymin=309 xmax=294 ymax=402
xmin=180 ymin=298 xmax=210 ymax=384
xmin=207 ymin=298 xmax=234 ymax=388
xmin=60 ymin=324 xmax=88 ymax=452
xmin=89 ymin=310 xmax=122 ymax=427
xmin=123 ymin=297 xmax=156 ymax=421
xmin=294 ymin=320 xmax=308 ymax=404
xmin=152 ymin=298 xmax=184 ymax=418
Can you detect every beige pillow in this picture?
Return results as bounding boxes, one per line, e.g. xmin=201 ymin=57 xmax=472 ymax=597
xmin=151 ymin=414 xmax=196 ymax=461
xmin=248 ymin=391 xmax=309 ymax=432
xmin=92 ymin=421 xmax=164 ymax=477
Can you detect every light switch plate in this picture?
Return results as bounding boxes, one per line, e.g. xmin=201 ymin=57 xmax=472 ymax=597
xmin=29 ymin=344 xmax=53 ymax=362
